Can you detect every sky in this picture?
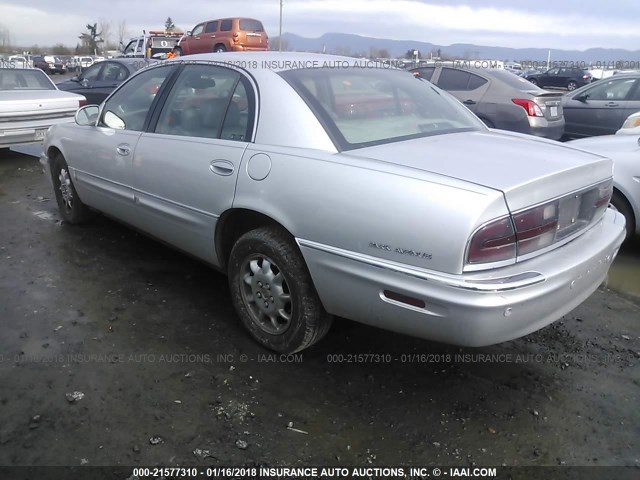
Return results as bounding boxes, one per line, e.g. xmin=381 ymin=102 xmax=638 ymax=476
xmin=2 ymin=0 xmax=640 ymax=51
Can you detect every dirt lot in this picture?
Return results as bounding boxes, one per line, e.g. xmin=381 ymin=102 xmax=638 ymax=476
xmin=0 ymin=148 xmax=638 ymax=476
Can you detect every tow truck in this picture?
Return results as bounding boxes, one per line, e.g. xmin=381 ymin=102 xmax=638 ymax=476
xmin=120 ymin=31 xmax=184 ymax=59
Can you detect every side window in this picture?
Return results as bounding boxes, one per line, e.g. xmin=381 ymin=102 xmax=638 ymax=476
xmin=221 ymin=80 xmax=252 ymax=141
xmin=205 ymin=21 xmax=218 ymax=33
xmin=547 ymin=68 xmax=560 ymax=75
xmin=467 ymin=73 xmax=488 ymax=90
xmin=220 ymin=19 xmax=233 ymax=32
xmin=101 ymin=66 xmax=175 ymax=131
xmin=414 ymin=67 xmax=435 ymax=81
xmin=99 ymin=63 xmax=129 ymax=82
xmin=584 ymin=78 xmax=636 ymax=101
xmin=155 ymin=64 xmax=247 ymax=140
xmin=191 ymin=24 xmax=205 ymax=36
xmin=437 ymin=68 xmax=472 ymax=90
xmin=81 ymin=63 xmax=103 ymax=82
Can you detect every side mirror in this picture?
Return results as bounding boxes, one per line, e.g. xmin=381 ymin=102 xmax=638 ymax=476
xmin=576 ymin=94 xmax=589 ymax=103
xmin=103 ymin=111 xmax=126 ymax=130
xmin=75 ymin=105 xmax=100 ymax=126
xmin=80 ymin=78 xmax=89 ymax=87
xmin=187 ymin=30 xmax=192 ymax=36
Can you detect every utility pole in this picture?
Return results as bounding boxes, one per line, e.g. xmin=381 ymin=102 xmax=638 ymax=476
xmin=279 ymin=0 xmax=283 ymax=51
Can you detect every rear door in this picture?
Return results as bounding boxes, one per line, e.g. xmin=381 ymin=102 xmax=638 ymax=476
xmin=131 ymin=63 xmax=256 ymax=264
xmin=564 ymin=77 xmax=637 ymax=136
xmin=433 ymin=67 xmax=489 ymax=115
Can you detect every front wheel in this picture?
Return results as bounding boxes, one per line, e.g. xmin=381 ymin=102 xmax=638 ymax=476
xmin=52 ymin=153 xmax=92 ymax=224
xmin=173 ymin=47 xmax=183 ymax=57
xmin=528 ymin=78 xmax=538 ymax=86
xmin=567 ymin=81 xmax=578 ymax=91
xmin=228 ymin=227 xmax=332 ymax=353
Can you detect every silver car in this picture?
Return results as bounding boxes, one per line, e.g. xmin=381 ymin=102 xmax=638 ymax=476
xmin=412 ymin=63 xmax=565 ymax=139
xmin=569 ymin=134 xmax=640 ymax=241
xmin=0 ymin=68 xmax=86 ymax=148
xmin=40 ymin=53 xmax=625 ymax=353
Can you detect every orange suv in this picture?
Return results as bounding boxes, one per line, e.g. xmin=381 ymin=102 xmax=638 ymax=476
xmin=175 ymin=18 xmax=268 ymax=55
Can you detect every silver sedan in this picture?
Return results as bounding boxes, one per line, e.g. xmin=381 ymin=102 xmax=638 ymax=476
xmin=40 ymin=53 xmax=626 ymax=352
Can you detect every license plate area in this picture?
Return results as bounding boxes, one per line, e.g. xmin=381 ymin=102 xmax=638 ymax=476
xmin=557 ymin=193 xmax=586 ymax=238
xmin=35 ymin=128 xmax=47 ymax=140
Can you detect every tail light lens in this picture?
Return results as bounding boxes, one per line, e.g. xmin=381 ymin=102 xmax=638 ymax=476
xmin=512 ymin=99 xmax=544 ymax=117
xmin=512 ymin=201 xmax=558 ymax=255
xmin=466 ymin=179 xmax=613 ymax=268
xmin=467 ymin=217 xmax=516 ymax=264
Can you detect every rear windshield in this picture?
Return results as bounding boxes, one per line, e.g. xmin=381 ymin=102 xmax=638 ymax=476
xmin=0 ymin=69 xmax=55 ymax=90
xmin=239 ymin=19 xmax=264 ymax=32
xmin=488 ymin=69 xmax=546 ymax=90
xmin=281 ymin=67 xmax=483 ymax=150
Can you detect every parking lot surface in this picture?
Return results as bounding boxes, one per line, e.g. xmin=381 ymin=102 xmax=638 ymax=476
xmin=0 ymin=148 xmax=638 ymax=469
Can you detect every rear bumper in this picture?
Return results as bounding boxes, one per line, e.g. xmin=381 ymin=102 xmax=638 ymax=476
xmin=229 ymin=45 xmax=269 ymax=52
xmin=0 ymin=117 xmax=74 ymax=148
xmin=526 ymin=117 xmax=565 ymax=140
xmin=299 ymin=209 xmax=625 ymax=347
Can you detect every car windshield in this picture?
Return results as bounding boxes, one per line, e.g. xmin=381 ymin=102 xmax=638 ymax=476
xmin=281 ymin=67 xmax=483 ymax=150
xmin=0 ymin=69 xmax=55 ymax=90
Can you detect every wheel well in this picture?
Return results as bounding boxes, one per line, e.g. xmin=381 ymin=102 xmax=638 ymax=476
xmin=215 ymin=209 xmax=294 ymax=270
xmin=612 ymin=187 xmax=636 ymax=223
xmin=214 ymin=43 xmax=226 ymax=51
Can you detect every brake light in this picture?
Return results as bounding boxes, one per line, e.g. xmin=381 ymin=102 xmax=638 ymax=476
xmin=593 ymin=179 xmax=613 ymax=218
xmin=512 ymin=98 xmax=544 ymax=117
xmin=79 ymin=99 xmax=87 ymax=108
xmin=467 ymin=217 xmax=516 ymax=264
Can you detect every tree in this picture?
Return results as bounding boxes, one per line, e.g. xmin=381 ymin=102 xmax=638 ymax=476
xmin=99 ymin=18 xmax=115 ymax=50
xmin=117 ymin=20 xmax=129 ymax=47
xmin=165 ymin=17 xmax=176 ymax=32
xmin=0 ymin=24 xmax=11 ymax=53
xmin=79 ymin=23 xmax=103 ymax=55
xmin=52 ymin=43 xmax=71 ymax=55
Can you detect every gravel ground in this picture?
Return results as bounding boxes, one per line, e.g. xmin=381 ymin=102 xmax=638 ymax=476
xmin=0 ymin=148 xmax=638 ymax=477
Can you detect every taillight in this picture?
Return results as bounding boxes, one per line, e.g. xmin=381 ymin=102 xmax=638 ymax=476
xmin=593 ymin=179 xmax=613 ymax=218
xmin=512 ymin=98 xmax=544 ymax=117
xmin=512 ymin=201 xmax=558 ymax=255
xmin=467 ymin=217 xmax=516 ymax=264
xmin=79 ymin=99 xmax=87 ymax=108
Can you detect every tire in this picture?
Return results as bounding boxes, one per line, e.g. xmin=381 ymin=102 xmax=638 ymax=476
xmin=51 ymin=153 xmax=92 ymax=224
xmin=528 ymin=78 xmax=538 ymax=86
xmin=173 ymin=47 xmax=183 ymax=57
xmin=214 ymin=44 xmax=227 ymax=53
xmin=228 ymin=226 xmax=333 ymax=353
xmin=610 ymin=191 xmax=635 ymax=243
xmin=567 ymin=81 xmax=578 ymax=91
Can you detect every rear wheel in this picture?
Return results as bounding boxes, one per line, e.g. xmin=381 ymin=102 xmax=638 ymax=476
xmin=228 ymin=226 xmax=332 ymax=353
xmin=214 ymin=44 xmax=227 ymax=53
xmin=610 ymin=191 xmax=635 ymax=242
xmin=567 ymin=81 xmax=578 ymax=91
xmin=52 ymin=153 xmax=92 ymax=224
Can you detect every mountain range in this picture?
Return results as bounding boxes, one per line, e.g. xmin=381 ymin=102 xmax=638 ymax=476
xmin=281 ymin=32 xmax=640 ymax=64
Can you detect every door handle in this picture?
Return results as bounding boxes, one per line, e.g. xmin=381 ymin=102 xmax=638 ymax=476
xmin=605 ymin=102 xmax=619 ymax=107
xmin=116 ymin=144 xmax=131 ymax=156
xmin=463 ymin=99 xmax=476 ymax=105
xmin=210 ymin=35 xmax=216 ymax=38
xmin=195 ymin=37 xmax=201 ymax=40
xmin=209 ymin=160 xmax=234 ymax=176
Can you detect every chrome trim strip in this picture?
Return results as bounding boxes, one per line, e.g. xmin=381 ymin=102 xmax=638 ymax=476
xmin=297 ymin=238 xmax=545 ymax=292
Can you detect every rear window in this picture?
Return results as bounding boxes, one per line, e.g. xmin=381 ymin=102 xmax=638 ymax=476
xmin=239 ymin=19 xmax=264 ymax=32
xmin=488 ymin=69 xmax=545 ymax=90
xmin=281 ymin=67 xmax=483 ymax=150
xmin=0 ymin=69 xmax=55 ymax=90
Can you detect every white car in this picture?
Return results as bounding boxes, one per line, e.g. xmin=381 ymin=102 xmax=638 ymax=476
xmin=569 ymin=134 xmax=640 ymax=241
xmin=0 ymin=68 xmax=86 ymax=148
xmin=617 ymin=111 xmax=640 ymax=135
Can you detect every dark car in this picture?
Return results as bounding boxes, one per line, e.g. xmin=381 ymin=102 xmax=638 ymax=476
xmin=524 ymin=67 xmax=592 ymax=91
xmin=56 ymin=58 xmax=148 ymax=105
xmin=561 ymin=73 xmax=640 ymax=138
xmin=32 ymin=55 xmax=67 ymax=75
xmin=412 ymin=63 xmax=564 ymax=139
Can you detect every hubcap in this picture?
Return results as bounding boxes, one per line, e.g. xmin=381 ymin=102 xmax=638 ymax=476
xmin=58 ymin=168 xmax=73 ymax=210
xmin=240 ymin=254 xmax=292 ymax=335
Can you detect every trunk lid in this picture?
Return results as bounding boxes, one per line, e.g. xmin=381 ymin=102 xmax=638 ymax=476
xmin=0 ymin=91 xmax=83 ymax=122
xmin=534 ymin=91 xmax=563 ymax=120
xmin=347 ymin=130 xmax=612 ymax=212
